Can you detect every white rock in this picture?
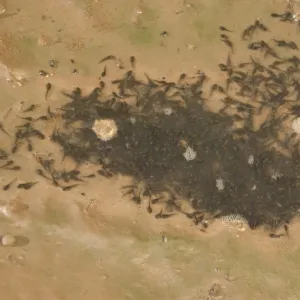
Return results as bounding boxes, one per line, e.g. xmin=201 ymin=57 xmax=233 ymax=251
xmin=163 ymin=107 xmax=173 ymax=115
xmin=216 ymin=178 xmax=225 ymax=191
xmin=248 ymin=154 xmax=254 ymax=165
xmin=1 ymin=234 xmax=16 ymax=246
xmin=92 ymin=119 xmax=118 ymax=141
xmin=183 ymin=146 xmax=196 ymax=161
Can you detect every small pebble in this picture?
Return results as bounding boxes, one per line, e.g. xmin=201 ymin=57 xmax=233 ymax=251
xmin=1 ymin=234 xmax=16 ymax=246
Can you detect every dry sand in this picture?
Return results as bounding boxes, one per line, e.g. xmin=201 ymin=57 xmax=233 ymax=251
xmin=0 ymin=0 xmax=300 ymax=299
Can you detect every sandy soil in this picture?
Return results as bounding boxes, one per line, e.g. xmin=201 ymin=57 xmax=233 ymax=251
xmin=1 ymin=0 xmax=300 ymax=299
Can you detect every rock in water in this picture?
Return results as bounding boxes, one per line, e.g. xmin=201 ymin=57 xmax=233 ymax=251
xmin=1 ymin=234 xmax=16 ymax=246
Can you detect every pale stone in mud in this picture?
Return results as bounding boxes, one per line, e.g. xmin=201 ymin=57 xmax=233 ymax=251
xmin=1 ymin=234 xmax=16 ymax=246
xmin=292 ymin=117 xmax=300 ymax=134
xmin=92 ymin=119 xmax=118 ymax=141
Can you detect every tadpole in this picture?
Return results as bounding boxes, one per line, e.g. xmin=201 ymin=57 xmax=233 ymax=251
xmin=17 ymin=181 xmax=38 ymax=190
xmin=130 ymin=56 xmax=136 ymax=69
xmin=6 ymin=166 xmax=21 ymax=171
xmin=3 ymin=179 xmax=16 ymax=191
xmin=101 ymin=65 xmax=107 ymax=77
xmin=45 ymin=83 xmax=52 ymax=100
xmin=62 ymin=184 xmax=79 ymax=191
xmin=155 ymin=209 xmax=176 ymax=219
xmin=0 ymin=123 xmax=11 ymax=138
xmin=0 ymin=160 xmax=14 ymax=169
xmin=147 ymin=201 xmax=152 ymax=214
xmin=23 ymin=104 xmax=38 ymax=113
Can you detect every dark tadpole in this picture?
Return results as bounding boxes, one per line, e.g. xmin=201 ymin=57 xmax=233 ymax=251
xmin=11 ymin=143 xmax=20 ymax=154
xmin=256 ymin=21 xmax=269 ymax=32
xmin=150 ymin=196 xmax=165 ymax=204
xmin=99 ymin=80 xmax=105 ymax=90
xmin=284 ymin=224 xmax=289 ymax=237
xmin=23 ymin=104 xmax=38 ymax=113
xmin=99 ymin=55 xmax=117 ymax=64
xmin=6 ymin=166 xmax=21 ymax=171
xmin=241 ymin=24 xmax=256 ymax=40
xmin=273 ymin=39 xmax=298 ymax=50
xmin=36 ymin=169 xmax=51 ymax=180
xmin=97 ymin=169 xmax=113 ymax=178
xmin=101 ymin=65 xmax=107 ymax=77
xmin=26 ymin=138 xmax=33 ymax=152
xmin=220 ymin=34 xmax=229 ymax=39
xmin=178 ymin=73 xmax=186 ymax=83
xmin=0 ymin=160 xmax=13 ymax=169
xmin=19 ymin=116 xmax=34 ymax=122
xmin=62 ymin=184 xmax=79 ymax=191
xmin=147 ymin=201 xmax=152 ymax=214
xmin=0 ymin=148 xmax=8 ymax=160
xmin=155 ymin=209 xmax=176 ymax=219
xmin=131 ymin=190 xmax=142 ymax=204
xmin=130 ymin=56 xmax=136 ymax=69
xmin=3 ymin=178 xmax=16 ymax=191
xmin=288 ymin=41 xmax=299 ymax=50
xmin=122 ymin=184 xmax=138 ymax=190
xmin=83 ymin=174 xmax=96 ymax=178
xmin=0 ymin=123 xmax=11 ymax=138
xmin=17 ymin=182 xmax=38 ymax=190
xmin=31 ymin=129 xmax=45 ymax=140
xmin=221 ymin=39 xmax=234 ymax=53
xmin=219 ymin=26 xmax=233 ymax=32
xmin=269 ymin=233 xmax=284 ymax=238
xmin=122 ymin=188 xmax=135 ymax=198
xmin=45 ymin=83 xmax=52 ymax=100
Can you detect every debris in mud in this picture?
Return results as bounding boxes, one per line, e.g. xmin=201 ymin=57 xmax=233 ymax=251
xmin=49 ymin=60 xmax=58 ymax=68
xmin=160 ymin=31 xmax=168 ymax=37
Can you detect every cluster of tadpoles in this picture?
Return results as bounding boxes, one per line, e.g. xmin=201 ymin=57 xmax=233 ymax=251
xmin=2 ymin=9 xmax=300 ymax=235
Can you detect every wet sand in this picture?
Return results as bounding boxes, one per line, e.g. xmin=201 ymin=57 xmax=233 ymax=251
xmin=1 ymin=0 xmax=300 ymax=299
